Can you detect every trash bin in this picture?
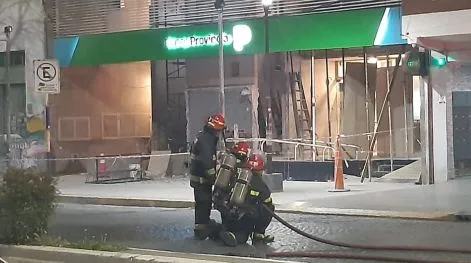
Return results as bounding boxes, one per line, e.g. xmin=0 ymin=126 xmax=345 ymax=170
xmin=262 ymin=172 xmax=283 ymax=193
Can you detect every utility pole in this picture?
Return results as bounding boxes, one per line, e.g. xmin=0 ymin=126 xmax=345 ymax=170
xmin=3 ymin=25 xmax=13 ymax=168
xmin=215 ymin=0 xmax=226 ymax=151
xmin=262 ymin=0 xmax=273 ymax=172
xmin=215 ymin=0 xmax=225 ymax=117
xmin=43 ymin=0 xmax=56 ymax=176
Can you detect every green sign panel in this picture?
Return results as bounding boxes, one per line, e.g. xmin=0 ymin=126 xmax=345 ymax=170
xmin=54 ymin=7 xmax=406 ymax=67
xmin=59 ymin=20 xmax=264 ymax=67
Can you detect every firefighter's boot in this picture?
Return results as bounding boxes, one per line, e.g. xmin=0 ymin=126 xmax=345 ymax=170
xmin=252 ymin=232 xmax=275 ymax=245
xmin=208 ymin=219 xmax=222 ymax=241
xmin=194 ymin=220 xmax=221 ymax=240
xmin=220 ymin=231 xmax=238 ymax=247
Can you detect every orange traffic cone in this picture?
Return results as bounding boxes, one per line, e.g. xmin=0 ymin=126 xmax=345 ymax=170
xmin=328 ymin=135 xmax=350 ymax=192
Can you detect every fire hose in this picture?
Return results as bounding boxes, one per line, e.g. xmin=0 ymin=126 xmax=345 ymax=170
xmin=214 ymin=150 xmax=471 ymax=262
xmin=262 ymin=204 xmax=471 ymax=263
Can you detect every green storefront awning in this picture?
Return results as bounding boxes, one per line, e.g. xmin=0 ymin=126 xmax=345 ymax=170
xmin=54 ymin=7 xmax=405 ymax=67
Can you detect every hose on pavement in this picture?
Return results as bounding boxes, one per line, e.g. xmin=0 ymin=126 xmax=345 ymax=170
xmin=263 ymin=204 xmax=471 ymax=262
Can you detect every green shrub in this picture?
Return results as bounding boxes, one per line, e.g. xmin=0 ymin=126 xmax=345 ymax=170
xmin=0 ymin=168 xmax=57 ymax=244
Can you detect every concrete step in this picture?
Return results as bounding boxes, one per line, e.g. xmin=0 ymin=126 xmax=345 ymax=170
xmin=376 ymin=160 xmax=421 ymax=183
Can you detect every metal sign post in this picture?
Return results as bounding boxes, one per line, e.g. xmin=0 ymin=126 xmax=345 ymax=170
xmin=217 ymin=8 xmax=225 ymax=117
xmin=216 ymin=0 xmax=226 ymax=151
xmin=34 ymin=59 xmax=60 ymax=175
xmin=2 ymin=25 xmax=13 ymax=166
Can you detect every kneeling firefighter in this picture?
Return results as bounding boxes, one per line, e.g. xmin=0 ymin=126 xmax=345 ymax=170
xmin=215 ymin=152 xmax=275 ymax=247
xmin=189 ymin=113 xmax=226 ymax=240
xmin=212 ymin=142 xmax=250 ymax=222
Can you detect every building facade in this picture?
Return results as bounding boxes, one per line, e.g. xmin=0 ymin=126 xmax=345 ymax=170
xmin=402 ymin=0 xmax=471 ymax=183
xmin=0 ymin=0 xmax=48 ymax=169
xmin=45 ymin=0 xmax=428 ymax=180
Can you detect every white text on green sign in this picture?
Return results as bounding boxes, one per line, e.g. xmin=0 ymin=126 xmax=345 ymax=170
xmin=165 ymin=24 xmax=252 ymax=52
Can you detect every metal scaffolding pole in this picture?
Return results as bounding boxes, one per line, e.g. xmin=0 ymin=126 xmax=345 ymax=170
xmin=310 ymin=51 xmax=316 ymax=161
xmin=338 ymin=49 xmax=345 ymax=136
xmin=325 ymin=50 xmax=332 ymax=143
xmin=360 ymin=54 xmax=402 ymax=183
xmin=386 ymin=55 xmax=394 ymax=172
xmin=363 ymin=47 xmax=372 ymax=181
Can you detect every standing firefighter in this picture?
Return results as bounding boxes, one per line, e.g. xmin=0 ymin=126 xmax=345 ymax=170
xmin=189 ymin=113 xmax=225 ymax=240
xmin=217 ymin=152 xmax=275 ymax=247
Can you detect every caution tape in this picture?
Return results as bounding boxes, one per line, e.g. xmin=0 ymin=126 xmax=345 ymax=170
xmin=2 ymin=126 xmax=419 ymax=163
xmin=2 ymin=152 xmax=190 ymax=162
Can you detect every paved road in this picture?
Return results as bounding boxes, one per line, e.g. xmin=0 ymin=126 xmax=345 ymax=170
xmin=49 ymin=204 xmax=471 ymax=262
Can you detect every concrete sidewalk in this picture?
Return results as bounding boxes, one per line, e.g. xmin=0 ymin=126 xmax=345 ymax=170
xmin=56 ymin=174 xmax=471 ymax=221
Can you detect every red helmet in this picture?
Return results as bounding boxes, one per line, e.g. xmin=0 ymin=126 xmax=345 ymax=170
xmin=246 ymin=153 xmax=265 ymax=172
xmin=231 ymin=142 xmax=250 ymax=157
xmin=207 ymin=113 xmax=225 ymax=130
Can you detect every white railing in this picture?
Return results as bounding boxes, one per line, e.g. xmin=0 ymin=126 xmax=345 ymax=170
xmin=283 ymin=138 xmax=363 ymax=159
xmin=226 ymin=137 xmax=336 ymax=161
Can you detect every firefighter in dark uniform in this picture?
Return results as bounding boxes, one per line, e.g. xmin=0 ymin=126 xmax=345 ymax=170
xmin=219 ymin=153 xmax=275 ymax=247
xmin=189 ymin=113 xmax=226 ymax=240
xmin=213 ymin=141 xmax=250 ymax=225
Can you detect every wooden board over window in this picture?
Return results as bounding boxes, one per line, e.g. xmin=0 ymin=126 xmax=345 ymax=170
xmin=102 ymin=113 xmax=151 ymax=139
xmin=58 ymin=117 xmax=91 ymax=141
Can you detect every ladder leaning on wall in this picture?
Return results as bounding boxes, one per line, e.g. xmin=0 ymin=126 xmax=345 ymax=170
xmin=288 ymin=52 xmax=312 ymax=143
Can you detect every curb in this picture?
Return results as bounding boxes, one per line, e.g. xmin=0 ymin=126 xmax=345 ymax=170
xmin=57 ymin=195 xmax=459 ymax=221
xmin=0 ymin=245 xmax=298 ymax=263
xmin=57 ymin=195 xmax=194 ymax=209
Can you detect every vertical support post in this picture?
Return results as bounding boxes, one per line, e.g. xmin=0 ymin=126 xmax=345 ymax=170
xmin=310 ymin=51 xmax=316 ymax=161
xmin=419 ymin=49 xmax=434 ymax=185
xmin=4 ymin=26 xmax=12 ymax=167
xmin=387 ymin=55 xmax=394 ymax=172
xmin=264 ymin=7 xmax=269 ymax=53
xmin=218 ymin=9 xmax=225 ymax=117
xmin=325 ymin=50 xmax=332 ymax=143
xmin=363 ymin=47 xmax=372 ymax=181
xmin=338 ymin=49 xmax=345 ymax=138
xmin=263 ymin=6 xmax=272 ymax=172
xmin=45 ymin=94 xmax=52 ymax=175
xmin=158 ymin=6 xmax=169 ymax=151
xmin=266 ymin=97 xmax=273 ymax=173
xmin=427 ymin=54 xmax=434 ymax=185
xmin=403 ymin=64 xmax=409 ymax=157
xmin=44 ymin=0 xmax=56 ymax=176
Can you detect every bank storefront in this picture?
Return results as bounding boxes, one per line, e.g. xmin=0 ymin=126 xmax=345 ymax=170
xmin=52 ymin=6 xmax=412 ymax=181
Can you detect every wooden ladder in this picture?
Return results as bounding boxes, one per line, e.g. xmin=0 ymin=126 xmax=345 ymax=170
xmin=289 ymin=72 xmax=312 ymax=140
xmin=288 ymin=53 xmax=313 ymax=160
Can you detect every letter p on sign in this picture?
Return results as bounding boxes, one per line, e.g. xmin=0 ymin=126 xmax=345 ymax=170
xmin=232 ymin=25 xmax=252 ymax=52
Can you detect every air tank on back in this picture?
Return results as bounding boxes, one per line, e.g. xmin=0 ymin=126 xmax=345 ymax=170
xmin=229 ymin=168 xmax=253 ymax=207
xmin=214 ymin=152 xmax=238 ymax=191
